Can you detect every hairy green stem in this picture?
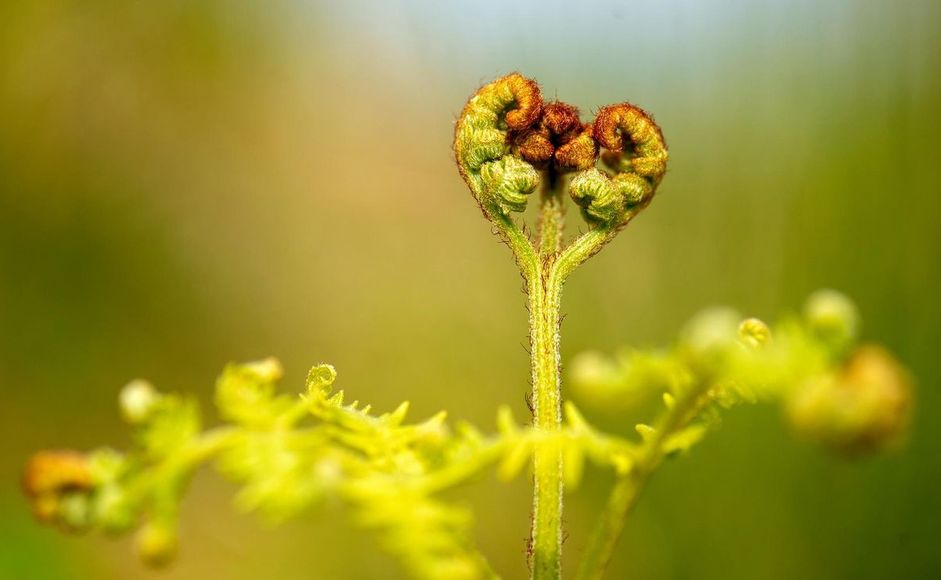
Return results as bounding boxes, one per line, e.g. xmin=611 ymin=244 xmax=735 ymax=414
xmin=529 ymin=268 xmax=563 ymax=580
xmin=538 ymin=175 xmax=565 ymax=258
xmin=529 ymin=176 xmax=569 ymax=580
xmin=529 ymin=197 xmax=619 ymax=579
xmin=494 ymin=186 xmax=626 ymax=580
xmin=553 ymin=226 xmax=616 ymax=283
xmin=494 ymin=212 xmax=540 ymax=284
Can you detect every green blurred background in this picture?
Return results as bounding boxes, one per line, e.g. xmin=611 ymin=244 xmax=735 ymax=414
xmin=1 ymin=1 xmax=939 ymax=578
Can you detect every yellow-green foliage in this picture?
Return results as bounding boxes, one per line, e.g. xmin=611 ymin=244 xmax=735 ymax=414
xmin=570 ymin=290 xmax=911 ymax=462
xmin=23 ymin=290 xmax=911 ymax=579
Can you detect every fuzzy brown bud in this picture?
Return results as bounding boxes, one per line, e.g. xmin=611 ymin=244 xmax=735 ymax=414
xmin=515 ymin=129 xmax=555 ymax=165
xmin=555 ymin=124 xmax=598 ymax=170
xmin=512 ymin=101 xmax=598 ymax=171
xmin=541 ymin=102 xmax=581 ymax=136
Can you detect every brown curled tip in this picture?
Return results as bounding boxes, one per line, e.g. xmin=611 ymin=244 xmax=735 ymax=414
xmin=23 ymin=450 xmax=93 ymax=499
xmin=502 ymin=73 xmax=543 ymax=130
xmin=513 ymin=101 xmax=599 ymax=170
xmin=23 ymin=450 xmax=94 ymax=523
xmin=592 ymin=103 xmax=666 ymax=154
xmin=555 ymin=124 xmax=598 ymax=170
xmin=541 ymin=102 xmax=581 ymax=136
xmin=23 ymin=451 xmax=92 ymax=498
xmin=516 ymin=130 xmax=554 ymax=164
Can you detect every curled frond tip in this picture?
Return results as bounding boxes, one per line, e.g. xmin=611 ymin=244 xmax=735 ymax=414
xmin=455 ymin=74 xmax=668 ymax=231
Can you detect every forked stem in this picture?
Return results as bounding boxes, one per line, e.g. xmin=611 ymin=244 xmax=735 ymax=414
xmin=527 ymin=182 xmax=617 ymax=580
xmin=454 ymin=74 xmax=667 ymax=580
xmin=524 ymin=176 xmax=565 ymax=580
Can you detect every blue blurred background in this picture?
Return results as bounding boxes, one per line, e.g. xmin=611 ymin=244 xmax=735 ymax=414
xmin=1 ymin=1 xmax=939 ymax=578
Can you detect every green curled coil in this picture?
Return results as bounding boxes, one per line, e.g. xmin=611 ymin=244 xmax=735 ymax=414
xmin=569 ymin=103 xmax=668 ymax=227
xmin=480 ymin=156 xmax=540 ymax=215
xmin=569 ymin=169 xmax=651 ymax=224
xmin=454 ymin=73 xmax=544 ymax=216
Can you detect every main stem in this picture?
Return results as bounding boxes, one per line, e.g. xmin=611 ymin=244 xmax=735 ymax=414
xmin=530 ymin=176 xmax=565 ymax=580
xmin=530 ymin=268 xmax=564 ymax=579
xmin=499 ymin=174 xmax=616 ymax=580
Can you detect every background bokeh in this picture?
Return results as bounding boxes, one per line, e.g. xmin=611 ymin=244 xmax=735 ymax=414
xmin=2 ymin=1 xmax=939 ymax=578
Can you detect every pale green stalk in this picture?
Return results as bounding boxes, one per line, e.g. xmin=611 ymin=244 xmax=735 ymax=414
xmin=528 ymin=260 xmax=562 ymax=579
xmin=538 ymin=176 xmax=565 ymax=257
xmin=528 ymin=178 xmax=618 ymax=579
xmin=575 ymin=381 xmax=711 ymax=580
